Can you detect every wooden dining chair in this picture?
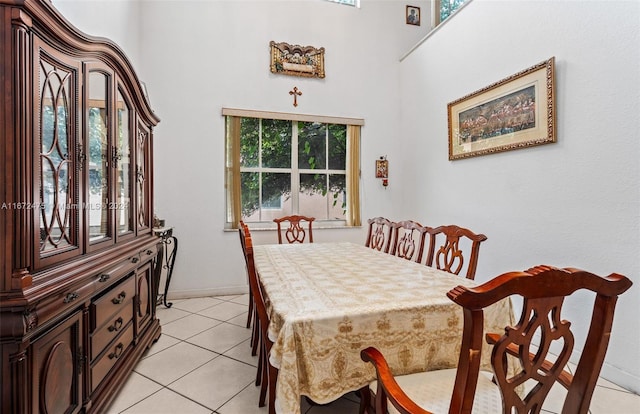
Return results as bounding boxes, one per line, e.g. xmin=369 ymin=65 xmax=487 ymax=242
xmin=238 ymin=221 xmax=260 ymax=357
xmin=388 ymin=220 xmax=429 ymax=263
xmin=273 ymin=215 xmax=315 ymax=244
xmin=365 ymin=217 xmax=394 ymax=253
xmin=240 ymin=222 xmax=278 ymax=414
xmin=425 ymin=225 xmax=488 ymax=280
xmin=360 ymin=265 xmax=632 ymax=414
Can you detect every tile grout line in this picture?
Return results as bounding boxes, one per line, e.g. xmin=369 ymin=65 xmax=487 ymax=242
xmin=128 ymin=301 xmax=259 ymax=413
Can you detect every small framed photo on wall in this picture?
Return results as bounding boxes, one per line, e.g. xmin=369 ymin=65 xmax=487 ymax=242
xmin=406 ymin=5 xmax=420 ymax=26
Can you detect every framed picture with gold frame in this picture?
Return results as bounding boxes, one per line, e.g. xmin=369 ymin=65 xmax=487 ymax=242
xmin=448 ymin=57 xmax=556 ymax=160
xmin=270 ymin=41 xmax=325 ymax=79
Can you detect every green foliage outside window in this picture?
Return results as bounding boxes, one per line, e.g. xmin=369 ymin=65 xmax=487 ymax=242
xmin=239 ymin=118 xmax=347 ymax=219
xmin=440 ymin=0 xmax=467 ymax=23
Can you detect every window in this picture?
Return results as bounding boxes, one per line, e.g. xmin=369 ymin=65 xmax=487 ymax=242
xmin=324 ymin=0 xmax=359 ymax=7
xmin=434 ymin=0 xmax=469 ymax=26
xmin=224 ymin=109 xmax=362 ymax=229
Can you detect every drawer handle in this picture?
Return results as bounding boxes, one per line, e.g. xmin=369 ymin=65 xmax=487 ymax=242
xmin=108 ymin=317 xmax=124 ymax=332
xmin=63 ymin=292 xmax=79 ymax=303
xmin=131 ymin=257 xmax=139 ymax=264
xmin=111 ymin=291 xmax=127 ymax=305
xmin=145 ymin=249 xmax=154 ymax=255
xmin=108 ymin=343 xmax=124 ymax=360
xmin=99 ymin=274 xmax=111 ymax=283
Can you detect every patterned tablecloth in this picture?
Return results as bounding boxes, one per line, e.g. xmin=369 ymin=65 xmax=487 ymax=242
xmin=253 ymin=242 xmax=513 ymax=414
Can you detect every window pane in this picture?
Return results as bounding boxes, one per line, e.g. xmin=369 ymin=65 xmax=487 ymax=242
xmin=300 ymin=173 xmax=327 ymax=220
xmin=261 ymin=172 xmax=291 ymax=221
xmin=241 ymin=171 xmax=259 ymax=220
xmin=329 ymin=174 xmax=347 ymax=220
xmin=441 ymin=0 xmax=467 ymax=22
xmin=262 ymin=119 xmax=292 ymax=168
xmin=240 ymin=117 xmax=259 ymax=167
xmin=227 ymin=112 xmax=359 ymax=226
xmin=324 ymin=0 xmax=358 ymax=6
xmin=298 ymin=122 xmax=326 ymax=170
xmin=328 ymin=124 xmax=347 ymax=170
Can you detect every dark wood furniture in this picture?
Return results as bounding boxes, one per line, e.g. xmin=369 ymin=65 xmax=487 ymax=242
xmin=425 ymin=225 xmax=488 ymax=280
xmin=273 ymin=215 xmax=315 ymax=244
xmin=360 ymin=265 xmax=632 ymax=414
xmin=239 ymin=221 xmax=259 ymax=357
xmin=240 ymin=222 xmax=277 ymax=414
xmin=389 ymin=220 xmax=429 ymax=262
xmin=0 ymin=1 xmax=162 ymax=412
xmin=365 ymin=216 xmax=394 ymax=253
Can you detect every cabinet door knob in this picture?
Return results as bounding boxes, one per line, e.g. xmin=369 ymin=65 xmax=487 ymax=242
xmin=108 ymin=317 xmax=124 ymax=332
xmin=131 ymin=257 xmax=139 ymax=264
xmin=108 ymin=343 xmax=124 ymax=360
xmin=111 ymin=291 xmax=127 ymax=305
xmin=63 ymin=292 xmax=79 ymax=303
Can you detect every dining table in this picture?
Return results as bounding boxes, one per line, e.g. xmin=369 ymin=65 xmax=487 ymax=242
xmin=252 ymin=242 xmax=514 ymax=414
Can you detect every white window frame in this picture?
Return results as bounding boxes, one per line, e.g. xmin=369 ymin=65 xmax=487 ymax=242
xmin=324 ymin=0 xmax=360 ymax=7
xmin=433 ymin=0 xmax=471 ymax=28
xmin=223 ymin=108 xmax=363 ymax=230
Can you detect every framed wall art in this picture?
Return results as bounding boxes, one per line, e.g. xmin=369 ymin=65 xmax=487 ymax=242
xmin=375 ymin=158 xmax=388 ymax=178
xmin=448 ymin=57 xmax=556 ymax=160
xmin=406 ymin=5 xmax=420 ymax=26
xmin=270 ymin=41 xmax=325 ymax=79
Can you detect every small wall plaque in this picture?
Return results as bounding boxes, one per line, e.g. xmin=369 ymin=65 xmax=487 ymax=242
xmin=270 ymin=41 xmax=325 ymax=79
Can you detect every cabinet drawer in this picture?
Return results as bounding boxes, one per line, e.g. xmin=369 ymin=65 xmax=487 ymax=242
xmin=91 ymin=321 xmax=134 ymax=392
xmin=35 ymin=278 xmax=96 ymax=331
xmin=91 ymin=301 xmax=133 ymax=361
xmin=92 ymin=276 xmax=135 ymax=330
xmin=94 ymin=253 xmax=142 ymax=289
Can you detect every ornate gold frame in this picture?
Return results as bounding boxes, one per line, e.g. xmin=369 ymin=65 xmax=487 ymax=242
xmin=448 ymin=57 xmax=556 ymax=160
xmin=270 ymin=41 xmax=325 ymax=79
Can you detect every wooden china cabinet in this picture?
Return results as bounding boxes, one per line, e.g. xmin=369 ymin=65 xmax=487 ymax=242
xmin=0 ymin=1 xmax=163 ymax=412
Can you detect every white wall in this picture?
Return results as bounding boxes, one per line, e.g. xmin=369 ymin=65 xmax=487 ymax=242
xmin=398 ymin=0 xmax=640 ymax=393
xmin=53 ymin=0 xmax=143 ymax=72
xmin=137 ymin=0 xmax=430 ymax=296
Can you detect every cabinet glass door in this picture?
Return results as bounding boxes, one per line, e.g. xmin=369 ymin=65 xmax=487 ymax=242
xmin=136 ymin=123 xmax=151 ymax=231
xmin=38 ymin=55 xmax=80 ymax=262
xmin=116 ymin=88 xmax=133 ymax=236
xmin=88 ymin=71 xmax=111 ymax=243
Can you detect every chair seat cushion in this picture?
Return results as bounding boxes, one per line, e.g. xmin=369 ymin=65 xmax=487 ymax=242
xmin=369 ymin=369 xmax=502 ymax=414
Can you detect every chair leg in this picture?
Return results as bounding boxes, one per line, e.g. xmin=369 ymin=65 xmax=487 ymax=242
xmin=358 ymin=386 xmax=372 ymax=414
xmin=268 ymin=364 xmax=278 ymax=414
xmin=255 ymin=332 xmax=263 ymax=386
xmin=246 ymin=293 xmax=254 ymax=328
xmin=251 ymin=312 xmax=259 ymax=356
xmin=259 ymin=342 xmax=268 ymax=407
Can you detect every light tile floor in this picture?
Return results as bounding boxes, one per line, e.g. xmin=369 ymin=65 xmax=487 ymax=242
xmin=106 ymin=295 xmax=640 ymax=414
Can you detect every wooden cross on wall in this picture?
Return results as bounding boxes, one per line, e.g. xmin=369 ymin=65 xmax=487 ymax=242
xmin=289 ymin=87 xmax=302 ymax=107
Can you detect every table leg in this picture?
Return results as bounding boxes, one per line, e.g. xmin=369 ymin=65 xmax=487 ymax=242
xmin=156 ymin=229 xmax=178 ymax=308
